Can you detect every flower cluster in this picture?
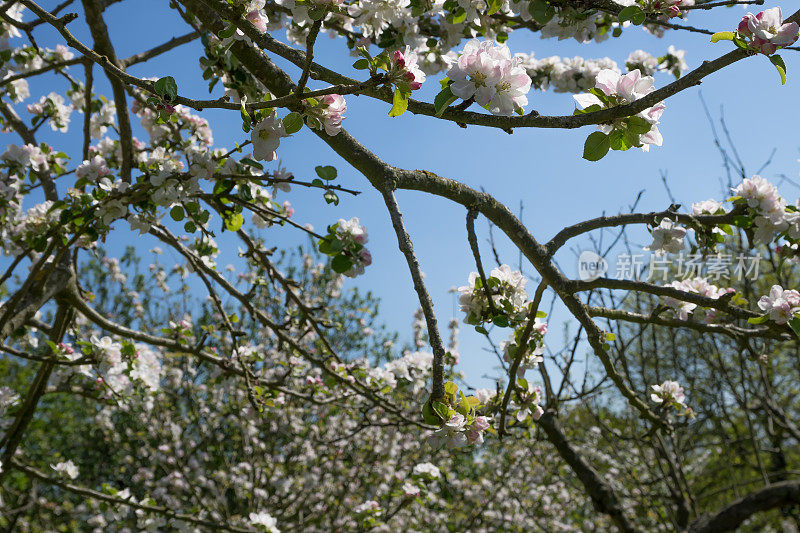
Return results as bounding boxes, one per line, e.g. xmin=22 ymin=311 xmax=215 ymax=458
xmin=430 ymin=411 xmax=491 ymax=448
xmin=244 ymin=0 xmax=270 ymax=33
xmin=457 ymin=264 xmax=528 ymax=327
xmin=85 ymin=335 xmax=163 ymax=395
xmin=426 ymin=381 xmax=490 ymax=449
xmin=737 ymin=7 xmax=799 ymax=55
xmin=305 ymin=93 xmax=347 ymax=136
xmin=75 ymin=155 xmax=111 ymax=184
xmin=412 ymin=462 xmax=441 ymax=479
xmin=574 ymin=69 xmax=665 ymax=153
xmin=516 ymin=53 xmax=620 ymax=93
xmin=758 ymin=285 xmax=800 ymax=325
xmin=391 ymin=46 xmax=426 ymax=91
xmin=51 ymin=460 xmax=79 ymax=479
xmin=353 ymin=500 xmax=382 ymax=517
xmin=318 ymin=217 xmax=372 ymax=278
xmin=731 ymin=175 xmax=800 ymax=245
xmin=2 ymin=142 xmax=51 ymax=172
xmin=626 ymin=46 xmax=688 ymax=79
xmin=27 ymin=91 xmax=72 ymax=132
xmin=692 ymin=199 xmax=724 ymax=216
xmin=251 ymin=112 xmax=286 ymax=161
xmin=447 ymin=39 xmax=531 ymax=116
xmin=662 ymin=277 xmax=735 ymax=322
xmin=537 ymin=10 xmax=612 ymax=43
xmin=645 ymin=218 xmax=686 ymax=254
xmin=510 ymin=380 xmax=544 ymax=422
xmin=650 ymin=380 xmax=687 ymax=409
xmin=501 ymin=318 xmax=548 ymax=376
xmin=645 ymin=0 xmax=694 ymax=19
xmin=249 ymin=511 xmax=280 ymax=532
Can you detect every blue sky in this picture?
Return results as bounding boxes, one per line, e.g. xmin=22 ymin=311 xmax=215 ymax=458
xmin=9 ymin=1 xmax=800 ymax=388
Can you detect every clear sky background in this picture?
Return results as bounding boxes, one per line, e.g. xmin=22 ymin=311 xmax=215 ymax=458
xmin=8 ymin=1 xmax=800 ymax=388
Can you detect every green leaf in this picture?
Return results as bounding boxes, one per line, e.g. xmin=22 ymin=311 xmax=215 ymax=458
xmin=733 ymin=35 xmax=750 ymax=50
xmin=528 ymin=0 xmax=555 ymax=25
xmin=769 ymin=54 xmax=787 ymax=85
xmin=492 ymin=314 xmax=509 ymax=327
xmin=218 ymin=24 xmax=237 ymax=39
xmin=609 ymin=129 xmax=633 ymax=151
xmin=486 ymin=0 xmax=502 ymax=15
xmin=446 ymin=7 xmax=467 ymax=24
xmin=422 ymin=401 xmax=441 ymax=424
xmin=573 ymin=103 xmax=603 ymax=116
xmin=153 ymin=76 xmax=178 ymax=102
xmin=317 ymin=238 xmax=333 ymax=255
xmin=184 ymin=221 xmax=197 ymax=233
xmin=605 ymin=332 xmax=616 ymax=341
xmin=710 ymin=31 xmax=736 ymax=43
xmin=170 ymin=205 xmax=185 ymax=221
xmin=240 ymin=157 xmax=263 ymax=170
xmin=731 ymin=215 xmax=753 ymax=228
xmin=328 ymin=239 xmax=344 ymax=253
xmin=432 ymin=401 xmax=451 ymax=421
xmin=747 ymin=315 xmax=770 ymax=325
xmin=444 ymin=381 xmax=459 ymax=395
xmin=308 ymin=7 xmax=327 ymax=20
xmin=434 ymin=85 xmax=458 ymax=117
xmin=535 ymin=310 xmax=547 ymax=318
xmin=627 ymin=116 xmax=652 ymax=135
xmin=282 ymin=111 xmax=304 ymax=134
xmin=618 ymin=5 xmax=645 ymax=25
xmin=331 ymin=254 xmax=352 ymax=273
xmin=323 ymin=190 xmax=339 ymax=205
xmin=789 ymin=316 xmax=800 ymax=339
xmin=315 ymin=165 xmax=337 ymax=180
xmin=353 ymin=58 xmax=370 ymax=70
xmin=583 ymin=131 xmax=611 ymax=162
xmin=464 ymin=395 xmax=482 ymax=408
xmin=224 ymin=212 xmax=244 ymax=232
xmin=239 ymin=97 xmax=251 ymax=133
xmin=389 ymin=87 xmax=409 ymax=117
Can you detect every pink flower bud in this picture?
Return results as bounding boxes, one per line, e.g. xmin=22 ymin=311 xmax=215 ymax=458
xmin=410 ymin=82 xmax=422 ymax=90
xmin=532 ymin=405 xmax=544 ymax=420
xmin=753 ymin=36 xmax=777 ymax=55
xmin=393 ymin=50 xmax=405 ymax=67
xmin=466 ymin=428 xmax=483 ymax=445
xmin=738 ymin=17 xmax=752 ymax=36
xmin=246 ymin=10 xmax=268 ymax=33
xmin=667 ymin=5 xmax=680 ymax=18
xmin=473 ymin=416 xmax=490 ymax=431
xmin=359 ymin=248 xmax=372 ymax=266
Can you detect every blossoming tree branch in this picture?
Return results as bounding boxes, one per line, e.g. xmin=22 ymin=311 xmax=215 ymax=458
xmin=1 ymin=0 xmax=800 ymax=531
